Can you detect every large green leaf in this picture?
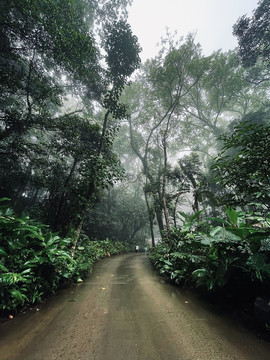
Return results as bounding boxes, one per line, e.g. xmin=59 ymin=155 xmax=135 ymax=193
xmin=226 ymin=208 xmax=239 ymax=226
xmin=0 ymin=248 xmax=8 ymax=257
xmin=9 ymin=289 xmax=27 ymax=304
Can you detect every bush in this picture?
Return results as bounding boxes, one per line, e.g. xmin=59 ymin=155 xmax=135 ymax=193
xmin=73 ymin=236 xmax=131 ymax=278
xmin=149 ymin=208 xmax=270 ymax=297
xmin=0 ymin=199 xmax=130 ymax=314
xmin=0 ymin=199 xmax=75 ymax=312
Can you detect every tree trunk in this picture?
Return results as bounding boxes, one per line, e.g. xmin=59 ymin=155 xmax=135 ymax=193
xmin=155 ymin=203 xmax=164 ymax=235
xmin=192 ymin=190 xmax=199 ymax=214
xmin=144 ymin=188 xmax=155 ymax=247
xmin=161 ymin=135 xmax=171 ymax=238
xmin=53 ymin=158 xmax=78 ymax=230
xmin=172 ymin=197 xmax=180 ymax=227
xmin=71 ymin=219 xmax=83 ymax=258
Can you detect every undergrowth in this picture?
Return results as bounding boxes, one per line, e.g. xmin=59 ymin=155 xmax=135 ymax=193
xmin=0 ymin=199 xmax=130 ymax=314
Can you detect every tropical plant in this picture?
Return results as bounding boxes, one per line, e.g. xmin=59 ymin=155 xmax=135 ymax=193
xmin=233 ymin=0 xmax=270 ymax=68
xmin=0 ymin=199 xmax=130 ymax=314
xmin=0 ymin=0 xmax=141 ymax=244
xmin=212 ymin=117 xmax=270 ymax=213
xmin=149 ymin=208 xmax=270 ymax=297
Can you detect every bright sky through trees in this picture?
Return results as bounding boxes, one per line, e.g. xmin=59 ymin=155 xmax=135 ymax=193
xmin=127 ymin=0 xmax=259 ymax=61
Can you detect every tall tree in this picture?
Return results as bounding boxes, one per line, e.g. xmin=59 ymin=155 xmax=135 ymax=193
xmin=0 ymin=0 xmax=141 ymax=244
xmin=84 ymin=180 xmax=149 ymax=244
xmin=233 ymin=0 xmax=270 ymax=85
xmin=212 ymin=111 xmax=270 ymax=213
xmin=178 ymin=50 xmax=269 ymax=163
xmin=233 ymin=0 xmax=270 ymax=68
xmin=126 ymin=34 xmax=202 ymax=241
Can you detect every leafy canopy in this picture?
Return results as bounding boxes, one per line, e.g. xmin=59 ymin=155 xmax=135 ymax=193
xmin=233 ymin=0 xmax=270 ymax=68
xmin=212 ymin=113 xmax=270 ymax=210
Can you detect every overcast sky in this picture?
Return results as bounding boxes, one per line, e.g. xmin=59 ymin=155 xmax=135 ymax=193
xmin=127 ymin=0 xmax=259 ymax=61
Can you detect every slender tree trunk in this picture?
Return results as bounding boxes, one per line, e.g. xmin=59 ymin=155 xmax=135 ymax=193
xmin=192 ymin=190 xmax=199 ymax=214
xmin=98 ymin=109 xmax=110 ymax=154
xmin=107 ymin=189 xmax=112 ymax=214
xmin=161 ymin=135 xmax=171 ymax=238
xmin=144 ymin=188 xmax=155 ymax=247
xmin=155 ymin=202 xmax=164 ymax=235
xmin=73 ymin=108 xmax=110 ymax=238
xmin=30 ymin=187 xmax=39 ymax=207
xmin=53 ymin=158 xmax=78 ymax=230
xmin=71 ymin=218 xmax=84 ymax=258
xmin=172 ymin=197 xmax=180 ymax=227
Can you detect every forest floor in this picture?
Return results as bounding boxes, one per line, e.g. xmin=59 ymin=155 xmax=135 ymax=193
xmin=1 ymin=254 xmax=270 ymax=360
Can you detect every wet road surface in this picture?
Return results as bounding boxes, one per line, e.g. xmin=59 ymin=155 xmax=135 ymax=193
xmin=1 ymin=254 xmax=270 ymax=360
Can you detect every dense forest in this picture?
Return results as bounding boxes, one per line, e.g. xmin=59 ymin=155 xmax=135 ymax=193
xmin=0 ymin=0 xmax=270 ymax=322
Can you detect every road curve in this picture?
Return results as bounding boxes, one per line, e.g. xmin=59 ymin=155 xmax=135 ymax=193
xmin=1 ymin=254 xmax=270 ymax=360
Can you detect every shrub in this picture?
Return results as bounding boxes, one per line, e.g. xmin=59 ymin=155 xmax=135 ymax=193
xmin=0 ymin=199 xmax=130 ymax=314
xmin=0 ymin=199 xmax=75 ymax=312
xmin=149 ymin=208 xmax=270 ymax=297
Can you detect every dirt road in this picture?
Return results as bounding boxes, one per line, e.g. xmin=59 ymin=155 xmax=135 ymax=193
xmin=1 ymin=254 xmax=270 ymax=360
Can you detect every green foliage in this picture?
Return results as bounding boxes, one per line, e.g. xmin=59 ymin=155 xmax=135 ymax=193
xmin=0 ymin=0 xmax=141 ymax=238
xmin=41 ymin=115 xmax=125 ymax=235
xmin=233 ymin=0 xmax=270 ymax=68
xmin=72 ymin=236 xmax=130 ymax=278
xmin=0 ymin=200 xmax=129 ymax=313
xmin=104 ymin=20 xmax=141 ymax=84
xmin=101 ymin=20 xmax=141 ymax=121
xmin=247 ymin=253 xmax=270 ymax=282
xmin=177 ymin=210 xmax=203 ymax=232
xmin=212 ymin=118 xmax=270 ymax=212
xmin=149 ymin=208 xmax=270 ymax=296
xmin=84 ymin=185 xmax=149 ymax=244
xmin=0 ymin=201 xmax=74 ymax=311
xmin=0 ymin=0 xmax=101 ymax=141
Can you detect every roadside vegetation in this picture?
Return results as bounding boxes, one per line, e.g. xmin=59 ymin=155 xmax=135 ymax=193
xmin=0 ymin=198 xmax=130 ymax=314
xmin=149 ymin=208 xmax=270 ymax=297
xmin=149 ymin=118 xmax=270 ymax=298
xmin=148 ymin=114 xmax=270 ymax=330
xmin=0 ymin=0 xmax=140 ymax=315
